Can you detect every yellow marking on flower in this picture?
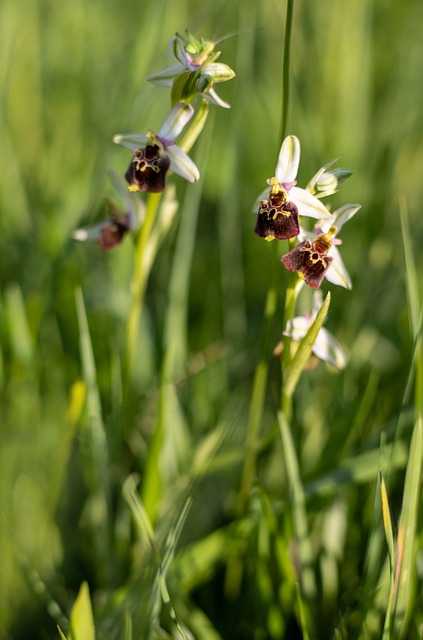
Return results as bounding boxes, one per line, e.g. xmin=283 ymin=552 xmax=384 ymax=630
xmin=146 ymin=130 xmax=163 ymax=152
xmin=128 ymin=185 xmax=139 ymax=192
xmin=265 ymin=235 xmax=275 ymax=242
xmin=314 ymin=226 xmax=338 ymax=254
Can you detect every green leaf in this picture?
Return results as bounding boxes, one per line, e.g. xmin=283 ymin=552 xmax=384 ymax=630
xmin=295 ymin=583 xmax=311 ymax=640
xmin=400 ymin=196 xmax=423 ymax=415
xmin=278 ymin=412 xmax=316 ymax=600
xmin=70 ymin=582 xmax=95 ymax=640
xmin=305 ymin=440 xmax=408 ymax=497
xmin=380 ymin=472 xmax=395 ymax=574
xmin=380 ymin=470 xmax=396 ymax=640
xmin=124 ymin=610 xmax=132 ymax=640
xmin=57 ymin=627 xmax=69 ymax=640
xmin=284 ymin=291 xmax=331 ymax=397
xmin=171 ymin=71 xmax=197 ymax=104
xmin=123 ymin=474 xmax=160 ymax=563
xmin=392 ymin=415 xmax=423 ymax=639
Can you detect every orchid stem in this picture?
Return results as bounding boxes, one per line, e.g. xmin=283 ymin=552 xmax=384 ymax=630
xmin=123 ymin=102 xmax=209 ymax=392
xmin=281 ymin=272 xmax=302 ymax=421
xmin=239 ymin=0 xmax=296 ymax=511
xmin=280 ymin=0 xmax=295 ymax=143
xmin=124 ymin=192 xmax=162 ymax=387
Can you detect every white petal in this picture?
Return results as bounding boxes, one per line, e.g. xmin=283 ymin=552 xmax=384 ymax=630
xmin=107 ymin=170 xmax=145 ymax=227
xmin=158 ymin=102 xmax=194 ymax=140
xmin=147 ymin=64 xmax=185 ymax=86
xmin=107 ymin=169 xmax=134 ymax=207
xmin=275 ymin=135 xmax=300 ymax=184
xmin=113 ymin=133 xmax=148 ymax=151
xmin=306 ymin=158 xmax=339 ymax=193
xmin=297 ymin=226 xmax=315 ymax=242
xmin=251 ymin=187 xmax=270 ymax=213
xmin=170 ymin=35 xmax=191 ymax=66
xmin=166 ymin=145 xmax=199 ymax=183
xmin=283 ymin=316 xmax=311 ymax=341
xmin=73 ymin=223 xmax=106 ymax=242
xmin=290 ymin=186 xmax=333 ymax=220
xmin=332 ymin=203 xmax=361 ymax=232
xmin=326 ymin=246 xmax=352 ymax=289
xmin=202 ymin=62 xmax=236 ymax=82
xmin=311 ymin=290 xmax=324 ymax=315
xmin=202 ymin=86 xmax=231 ymax=108
xmin=312 ymin=327 xmax=348 ymax=369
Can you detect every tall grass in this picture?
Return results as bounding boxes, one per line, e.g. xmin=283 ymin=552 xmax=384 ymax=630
xmin=1 ymin=0 xmax=423 ymax=638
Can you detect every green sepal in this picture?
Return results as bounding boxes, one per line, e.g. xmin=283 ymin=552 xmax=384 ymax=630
xmin=171 ymin=71 xmax=197 ymax=104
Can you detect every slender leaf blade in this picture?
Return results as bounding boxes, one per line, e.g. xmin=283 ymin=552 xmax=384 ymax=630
xmin=70 ymin=582 xmax=95 ymax=640
xmin=392 ymin=415 xmax=423 ymax=639
xmin=278 ymin=412 xmax=316 ymax=599
xmin=284 ymin=292 xmax=331 ymax=397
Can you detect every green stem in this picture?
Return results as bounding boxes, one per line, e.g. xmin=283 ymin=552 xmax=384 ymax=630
xmin=124 ymin=192 xmax=162 ymax=386
xmin=281 ymin=270 xmax=302 ymax=422
xmin=123 ymin=101 xmax=209 ymax=390
xmin=239 ymin=0 xmax=296 ymax=510
xmin=280 ymin=0 xmax=295 ymax=143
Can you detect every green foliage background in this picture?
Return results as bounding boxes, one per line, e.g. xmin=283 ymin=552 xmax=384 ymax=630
xmin=1 ymin=0 xmax=423 ymax=638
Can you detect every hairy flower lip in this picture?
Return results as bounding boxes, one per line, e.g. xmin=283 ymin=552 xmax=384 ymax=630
xmin=252 ymin=136 xmax=333 ymax=221
xmin=281 ymin=236 xmax=334 ymax=289
xmin=299 ymin=204 xmax=361 ymax=289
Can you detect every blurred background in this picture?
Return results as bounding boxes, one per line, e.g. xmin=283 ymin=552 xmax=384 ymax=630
xmin=1 ymin=0 xmax=423 ymax=637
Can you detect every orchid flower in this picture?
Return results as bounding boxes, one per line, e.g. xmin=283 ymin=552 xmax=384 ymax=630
xmin=73 ymin=170 xmax=144 ymax=250
xmin=283 ymin=291 xmax=348 ymax=370
xmin=281 ymin=227 xmax=337 ymax=289
xmin=298 ymin=204 xmax=361 ymax=289
xmin=113 ymin=102 xmax=199 ymax=193
xmin=148 ymin=31 xmax=235 ymax=109
xmin=254 ymin=135 xmax=333 ymax=241
xmin=306 ymin=158 xmax=352 ymax=199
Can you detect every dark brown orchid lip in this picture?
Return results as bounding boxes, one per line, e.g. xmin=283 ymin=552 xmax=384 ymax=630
xmin=281 ymin=229 xmax=336 ymax=289
xmin=98 ymin=221 xmax=129 ymax=250
xmin=254 ymin=181 xmax=299 ymax=241
xmin=125 ymin=144 xmax=171 ymax=193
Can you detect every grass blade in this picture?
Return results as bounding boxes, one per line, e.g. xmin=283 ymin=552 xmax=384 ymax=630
xmin=75 ymin=288 xmax=112 ymax=581
xmin=70 ymin=582 xmax=95 ymax=640
xmin=400 ymin=196 xmax=423 ymax=416
xmin=284 ymin=292 xmax=331 ymax=398
xmin=278 ymin=412 xmax=316 ymax=600
xmin=391 ymin=415 xmax=423 ymax=639
xmin=380 ymin=471 xmax=395 ymax=640
xmin=380 ymin=472 xmax=395 ymax=574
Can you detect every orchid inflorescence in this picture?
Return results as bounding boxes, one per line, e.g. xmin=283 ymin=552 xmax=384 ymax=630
xmin=254 ymin=135 xmax=361 ymax=369
xmin=254 ymin=135 xmax=360 ymax=290
xmin=73 ymin=31 xmax=235 ymax=249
